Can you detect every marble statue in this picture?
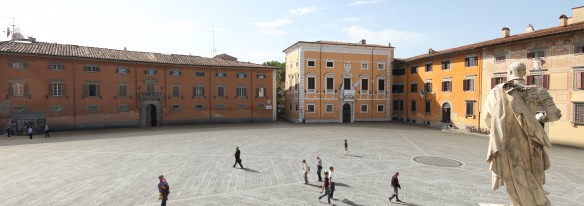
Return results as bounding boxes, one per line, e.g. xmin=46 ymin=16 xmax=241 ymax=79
xmin=532 ymin=57 xmax=543 ymax=70
xmin=481 ymin=62 xmax=562 ymax=206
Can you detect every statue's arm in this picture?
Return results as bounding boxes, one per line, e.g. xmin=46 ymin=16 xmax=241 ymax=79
xmin=538 ymin=88 xmax=562 ymax=122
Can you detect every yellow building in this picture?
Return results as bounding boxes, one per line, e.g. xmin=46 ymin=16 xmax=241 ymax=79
xmin=283 ymin=40 xmax=394 ymax=123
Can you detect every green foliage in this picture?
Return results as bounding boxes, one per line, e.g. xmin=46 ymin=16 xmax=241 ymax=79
xmin=263 ymin=61 xmax=285 ymax=82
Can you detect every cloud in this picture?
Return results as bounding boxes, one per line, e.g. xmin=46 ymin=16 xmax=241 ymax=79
xmin=253 ymin=19 xmax=292 ymax=35
xmin=347 ymin=0 xmax=387 ymax=7
xmin=289 ymin=6 xmax=317 ymax=16
xmin=342 ymin=25 xmax=425 ymax=46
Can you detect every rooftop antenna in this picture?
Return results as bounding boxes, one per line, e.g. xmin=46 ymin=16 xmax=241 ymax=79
xmin=212 ymin=25 xmax=217 ymax=56
xmin=4 ymin=17 xmax=17 ymax=37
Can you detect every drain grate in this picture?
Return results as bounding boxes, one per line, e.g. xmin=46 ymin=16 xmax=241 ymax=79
xmin=413 ymin=156 xmax=463 ymax=167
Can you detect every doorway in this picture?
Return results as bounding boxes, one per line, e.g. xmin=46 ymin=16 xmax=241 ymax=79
xmin=146 ymin=104 xmax=157 ymax=126
xmin=442 ymin=103 xmax=451 ymax=123
xmin=342 ymin=103 xmax=351 ymax=123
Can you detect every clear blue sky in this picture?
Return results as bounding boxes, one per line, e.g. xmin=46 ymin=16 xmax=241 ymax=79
xmin=1 ymin=0 xmax=582 ymax=63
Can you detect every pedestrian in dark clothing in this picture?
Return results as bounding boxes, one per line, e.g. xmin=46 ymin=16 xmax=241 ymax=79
xmin=44 ymin=124 xmax=50 ymax=138
xmin=388 ymin=172 xmax=402 ymax=202
xmin=315 ymin=156 xmax=323 ymax=181
xmin=5 ymin=126 xmax=11 ymax=137
xmin=158 ymin=175 xmax=170 ymax=206
xmin=27 ymin=126 xmax=33 ymax=139
xmin=318 ymin=171 xmax=331 ymax=203
xmin=344 ymin=139 xmax=348 ymax=155
xmin=233 ymin=146 xmax=243 ymax=168
xmin=329 ymin=166 xmax=335 ymax=199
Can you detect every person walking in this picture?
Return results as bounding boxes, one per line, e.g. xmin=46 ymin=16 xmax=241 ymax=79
xmin=388 ymin=172 xmax=402 ymax=202
xmin=158 ymin=175 xmax=170 ymax=206
xmin=233 ymin=146 xmax=243 ymax=168
xmin=44 ymin=124 xmax=50 ymax=138
xmin=302 ymin=160 xmax=309 ymax=184
xmin=5 ymin=125 xmax=11 ymax=137
xmin=315 ymin=156 xmax=323 ymax=181
xmin=27 ymin=126 xmax=33 ymax=139
xmin=318 ymin=171 xmax=331 ymax=203
xmin=344 ymin=139 xmax=348 ymax=155
xmin=329 ymin=166 xmax=335 ymax=199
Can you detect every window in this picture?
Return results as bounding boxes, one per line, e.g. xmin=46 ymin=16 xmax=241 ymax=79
xmin=256 ymin=87 xmax=266 ymax=98
xmin=573 ymin=102 xmax=584 ymax=124
xmin=195 ymin=71 xmax=205 ymax=77
xmin=441 ymin=59 xmax=451 ymax=70
xmin=12 ymin=106 xmax=26 ymax=113
xmin=392 ymin=84 xmax=404 ymax=93
xmin=424 ymin=82 xmax=433 ymax=93
xmin=307 ymin=104 xmax=315 ymax=113
xmin=465 ymin=56 xmax=478 ymax=67
xmin=296 ymin=104 xmax=299 ymax=111
xmin=360 ymin=104 xmax=368 ymax=112
xmin=307 ymin=60 xmax=316 ymax=67
xmin=326 ymin=77 xmax=334 ymax=90
xmin=216 ymin=72 xmax=226 ymax=78
xmin=575 ymin=45 xmax=584 ymax=55
xmin=11 ymin=61 xmax=25 ymax=69
xmin=442 ymin=80 xmax=452 ymax=92
xmin=326 ymin=60 xmax=334 ymax=68
xmin=410 ymin=65 xmax=418 ymax=74
xmin=326 ymin=104 xmax=334 ymax=113
xmin=116 ymin=67 xmax=129 ymax=74
xmin=491 ymin=76 xmax=507 ymax=88
xmin=411 ymin=83 xmax=418 ymax=93
xmin=258 ymin=104 xmax=266 ymax=109
xmin=85 ymin=65 xmax=100 ymax=72
xmin=392 ymin=100 xmax=404 ymax=111
xmin=392 ymin=68 xmax=406 ymax=76
xmin=85 ymin=83 xmax=100 ymax=97
xmin=217 ymin=104 xmax=225 ymax=110
xmin=527 ymin=50 xmax=545 ymax=58
xmin=237 ymin=87 xmax=247 ymax=97
xmin=526 ymin=75 xmax=549 ymax=89
xmin=217 ymin=86 xmax=225 ymax=97
xmin=344 ymin=78 xmax=351 ymax=90
xmin=377 ymin=104 xmax=384 ymax=112
xmin=170 ymin=70 xmax=182 ymax=76
xmin=145 ymin=84 xmax=156 ymax=92
xmin=411 ymin=101 xmax=417 ymax=112
xmin=425 ymin=62 xmax=432 ymax=72
xmin=118 ymin=84 xmax=128 ymax=97
xmin=575 ymin=70 xmax=584 ymax=90
xmin=378 ymin=79 xmax=385 ymax=92
xmin=118 ymin=104 xmax=129 ymax=112
xmin=307 ymin=77 xmax=316 ymax=90
xmin=237 ymin=104 xmax=246 ymax=110
xmin=51 ymin=83 xmax=63 ymax=97
xmin=87 ymin=105 xmax=99 ymax=113
xmin=466 ymin=101 xmax=475 ymax=117
xmin=51 ymin=105 xmax=64 ymax=113
xmin=50 ymin=63 xmax=63 ymax=71
xmin=463 ymin=78 xmax=475 ymax=91
xmin=289 ymin=103 xmax=292 ymax=111
xmin=361 ymin=79 xmax=368 ymax=93
xmin=171 ymin=85 xmax=180 ymax=98
xmin=377 ymin=62 xmax=385 ymax=70
xmin=495 ymin=55 xmax=506 ymax=63
xmin=172 ymin=104 xmax=181 ymax=111
xmin=195 ymin=104 xmax=204 ymax=110
xmin=425 ymin=101 xmax=431 ymax=113
xmin=237 ymin=73 xmax=247 ymax=78
xmin=144 ymin=68 xmax=157 ymax=75
xmin=256 ymin=73 xmax=266 ymax=79
xmin=361 ymin=61 xmax=368 ymax=69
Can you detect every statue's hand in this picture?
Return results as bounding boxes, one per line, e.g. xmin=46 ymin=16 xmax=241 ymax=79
xmin=535 ymin=112 xmax=546 ymax=121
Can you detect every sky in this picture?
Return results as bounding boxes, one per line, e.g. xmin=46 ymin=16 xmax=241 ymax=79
xmin=1 ymin=0 xmax=582 ymax=64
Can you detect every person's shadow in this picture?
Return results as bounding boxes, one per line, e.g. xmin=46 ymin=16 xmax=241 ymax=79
xmin=346 ymin=154 xmax=363 ymax=158
xmin=333 ymin=182 xmax=350 ymax=187
xmin=240 ymin=168 xmax=260 ymax=173
xmin=393 ymin=201 xmax=420 ymax=206
xmin=341 ymin=198 xmax=363 ymax=206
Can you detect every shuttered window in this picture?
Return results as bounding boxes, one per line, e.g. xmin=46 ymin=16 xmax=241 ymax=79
xmin=526 ymin=75 xmax=549 ymax=89
xmin=575 ymin=70 xmax=584 ymax=90
xmin=463 ymin=79 xmax=475 ymax=91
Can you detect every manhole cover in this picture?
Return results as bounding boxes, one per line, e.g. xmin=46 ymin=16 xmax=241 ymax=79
xmin=413 ymin=156 xmax=463 ymax=167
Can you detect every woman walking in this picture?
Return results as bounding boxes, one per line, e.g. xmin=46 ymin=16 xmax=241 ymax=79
xmin=318 ymin=171 xmax=331 ymax=203
xmin=344 ymin=139 xmax=348 ymax=155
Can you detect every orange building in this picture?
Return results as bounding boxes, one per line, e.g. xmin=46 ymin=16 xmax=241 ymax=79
xmin=0 ymin=39 xmax=276 ymax=133
xmin=283 ymin=40 xmax=394 ymax=123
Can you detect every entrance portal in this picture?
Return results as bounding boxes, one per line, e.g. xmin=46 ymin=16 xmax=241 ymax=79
xmin=342 ymin=103 xmax=351 ymax=123
xmin=442 ymin=103 xmax=451 ymax=123
xmin=146 ymin=104 xmax=157 ymax=126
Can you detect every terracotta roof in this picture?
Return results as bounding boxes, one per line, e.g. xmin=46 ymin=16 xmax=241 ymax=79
xmin=283 ymin=40 xmax=393 ymax=52
xmin=0 ymin=41 xmax=275 ymax=69
xmin=402 ymin=22 xmax=584 ymax=63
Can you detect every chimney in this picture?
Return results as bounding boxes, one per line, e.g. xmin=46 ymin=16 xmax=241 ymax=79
xmin=559 ymin=14 xmax=568 ymax=26
xmin=428 ymin=48 xmax=436 ymax=54
xmin=124 ymin=47 xmax=127 ymax=51
xmin=360 ymin=39 xmax=366 ymax=44
xmin=525 ymin=24 xmax=534 ymax=33
xmin=388 ymin=42 xmax=391 ymax=47
xmin=501 ymin=27 xmax=510 ymax=38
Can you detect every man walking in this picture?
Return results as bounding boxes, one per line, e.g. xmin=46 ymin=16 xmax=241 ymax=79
xmin=158 ymin=175 xmax=170 ymax=206
xmin=344 ymin=139 xmax=349 ymax=155
xmin=27 ymin=126 xmax=33 ymax=139
xmin=44 ymin=124 xmax=50 ymax=138
xmin=302 ymin=160 xmax=309 ymax=184
xmin=318 ymin=171 xmax=331 ymax=203
xmin=388 ymin=172 xmax=402 ymax=202
xmin=329 ymin=166 xmax=335 ymax=199
xmin=315 ymin=156 xmax=323 ymax=181
xmin=233 ymin=146 xmax=243 ymax=168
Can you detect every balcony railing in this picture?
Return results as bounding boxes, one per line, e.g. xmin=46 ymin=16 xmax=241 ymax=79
xmin=139 ymin=92 xmax=162 ymax=102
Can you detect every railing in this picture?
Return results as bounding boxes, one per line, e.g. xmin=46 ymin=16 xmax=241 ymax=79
xmin=139 ymin=92 xmax=162 ymax=102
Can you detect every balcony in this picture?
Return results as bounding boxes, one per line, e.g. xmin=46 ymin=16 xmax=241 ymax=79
xmin=139 ymin=92 xmax=162 ymax=102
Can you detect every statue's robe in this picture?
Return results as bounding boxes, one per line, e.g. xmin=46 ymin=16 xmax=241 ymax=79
xmin=481 ymin=83 xmax=561 ymax=206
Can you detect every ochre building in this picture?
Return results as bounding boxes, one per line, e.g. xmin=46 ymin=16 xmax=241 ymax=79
xmin=283 ymin=40 xmax=394 ymax=123
xmin=0 ymin=40 xmax=277 ymax=132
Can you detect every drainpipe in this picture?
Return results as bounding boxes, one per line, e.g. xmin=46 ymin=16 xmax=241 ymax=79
xmin=319 ymin=44 xmax=322 ymax=120
xmin=251 ymin=68 xmax=254 ymax=123
xmin=371 ymin=47 xmax=375 ymax=120
xmin=208 ymin=67 xmax=212 ymax=121
xmin=73 ymin=62 xmax=77 ymax=129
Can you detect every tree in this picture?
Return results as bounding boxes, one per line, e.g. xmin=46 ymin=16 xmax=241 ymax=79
xmin=262 ymin=61 xmax=285 ymax=83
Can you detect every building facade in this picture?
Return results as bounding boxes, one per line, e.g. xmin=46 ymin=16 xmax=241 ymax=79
xmin=283 ymin=40 xmax=394 ymax=123
xmin=0 ymin=40 xmax=277 ymax=132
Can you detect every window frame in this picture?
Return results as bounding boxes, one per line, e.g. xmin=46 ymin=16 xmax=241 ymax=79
xmin=326 ymin=60 xmax=334 ymax=68
xmin=325 ymin=104 xmax=334 ymax=113
xmin=361 ymin=61 xmax=369 ymax=70
xmin=424 ymin=62 xmax=432 ymax=72
xmin=87 ymin=105 xmax=99 ymax=113
xmin=118 ymin=84 xmax=128 ymax=97
xmin=236 ymin=86 xmax=247 ymax=98
xmin=144 ymin=68 xmax=157 ymax=75
xmin=411 ymin=100 xmax=417 ymax=112
xmin=441 ymin=79 xmax=452 ymax=92
xmin=170 ymin=70 xmax=182 ymax=76
xmin=118 ymin=104 xmax=129 ymax=112
xmin=171 ymin=104 xmax=181 ymax=111
xmin=195 ymin=71 xmax=205 ymax=77
xmin=574 ymin=68 xmax=584 ymax=90
xmin=465 ymin=101 xmax=476 ymax=117
xmin=465 ymin=55 xmax=478 ymax=67
xmin=377 ymin=62 xmax=385 ymax=70
xmin=377 ymin=104 xmax=384 ymax=112
xmin=307 ymin=60 xmax=316 ymax=67
xmin=441 ymin=59 xmax=451 ymax=70
xmin=116 ymin=67 xmax=129 ymax=74
xmin=573 ymin=102 xmax=584 ymax=124
xmin=360 ymin=104 xmax=368 ymax=113
xmin=307 ymin=103 xmax=316 ymax=113
xmin=410 ymin=65 xmax=418 ymax=74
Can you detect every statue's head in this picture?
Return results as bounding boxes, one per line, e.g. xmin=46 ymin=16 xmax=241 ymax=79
xmin=508 ymin=62 xmax=527 ymax=80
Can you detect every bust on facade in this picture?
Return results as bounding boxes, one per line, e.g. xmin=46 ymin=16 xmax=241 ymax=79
xmin=532 ymin=57 xmax=543 ymax=70
xmin=482 ymin=62 xmax=561 ymax=206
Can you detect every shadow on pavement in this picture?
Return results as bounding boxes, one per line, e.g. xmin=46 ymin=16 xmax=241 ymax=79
xmin=346 ymin=154 xmax=362 ymax=158
xmin=341 ymin=198 xmax=364 ymax=206
xmin=334 ymin=182 xmax=350 ymax=187
xmin=240 ymin=168 xmax=260 ymax=173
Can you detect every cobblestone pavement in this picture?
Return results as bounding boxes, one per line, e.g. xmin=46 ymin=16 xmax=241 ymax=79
xmin=0 ymin=122 xmax=583 ymax=206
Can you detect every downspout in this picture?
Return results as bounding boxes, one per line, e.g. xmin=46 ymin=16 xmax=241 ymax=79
xmin=371 ymin=47 xmax=375 ymax=120
xmin=73 ymin=62 xmax=77 ymax=129
xmin=209 ymin=67 xmax=212 ymax=121
xmin=135 ymin=62 xmax=139 ymax=126
xmin=250 ymin=68 xmax=254 ymax=123
xmin=477 ymin=52 xmax=482 ymax=129
xmin=319 ymin=44 xmax=322 ymax=120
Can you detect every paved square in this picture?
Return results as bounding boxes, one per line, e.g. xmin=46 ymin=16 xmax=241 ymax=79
xmin=0 ymin=122 xmax=583 ymax=206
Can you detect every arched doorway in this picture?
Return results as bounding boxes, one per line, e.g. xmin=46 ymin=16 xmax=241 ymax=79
xmin=342 ymin=103 xmax=351 ymax=123
xmin=146 ymin=104 xmax=157 ymax=126
xmin=442 ymin=103 xmax=451 ymax=123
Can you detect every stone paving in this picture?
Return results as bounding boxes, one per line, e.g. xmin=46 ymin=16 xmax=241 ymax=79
xmin=0 ymin=122 xmax=583 ymax=206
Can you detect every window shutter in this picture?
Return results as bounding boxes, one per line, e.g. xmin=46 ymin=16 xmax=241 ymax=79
xmin=526 ymin=75 xmax=533 ymax=85
xmin=8 ymin=83 xmax=13 ymax=96
xmin=96 ymin=84 xmax=101 ymax=96
xmin=96 ymin=66 xmax=100 ymax=72
xmin=463 ymin=80 xmax=468 ymax=91
xmin=442 ymin=82 xmax=446 ymax=91
xmin=215 ymin=72 xmax=219 ymax=77
xmin=24 ymin=83 xmax=29 ymax=96
xmin=153 ymin=69 xmax=157 ymax=75
xmin=84 ymin=84 xmax=88 ymax=96
xmin=48 ymin=64 xmax=52 ymax=70
xmin=115 ymin=68 xmax=119 ymax=73
xmin=144 ymin=69 xmax=148 ymax=74
xmin=84 ymin=66 xmax=89 ymax=72
xmin=577 ymin=72 xmax=584 ymax=89
xmin=48 ymin=83 xmax=53 ymax=96
xmin=62 ymin=84 xmax=66 ymax=96
xmin=543 ymin=74 xmax=550 ymax=89
xmin=527 ymin=52 xmax=534 ymax=58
